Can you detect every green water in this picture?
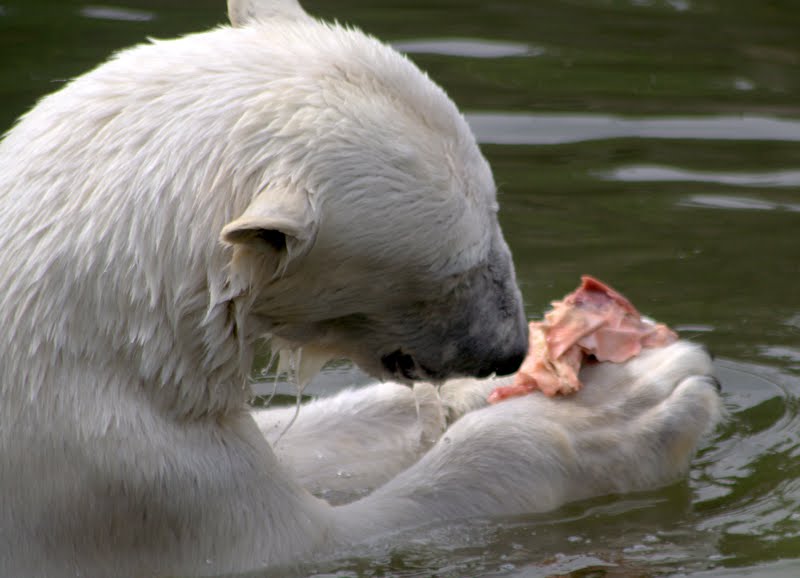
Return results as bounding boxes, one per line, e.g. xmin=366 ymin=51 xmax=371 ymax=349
xmin=2 ymin=0 xmax=799 ymax=576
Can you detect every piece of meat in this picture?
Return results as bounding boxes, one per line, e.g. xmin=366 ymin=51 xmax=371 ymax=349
xmin=488 ymin=276 xmax=678 ymax=403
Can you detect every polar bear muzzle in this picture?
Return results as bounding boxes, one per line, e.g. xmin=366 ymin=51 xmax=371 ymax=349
xmin=311 ymin=241 xmax=530 ymax=384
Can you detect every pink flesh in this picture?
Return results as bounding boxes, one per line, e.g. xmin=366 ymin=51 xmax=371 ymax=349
xmin=488 ymin=276 xmax=678 ymax=402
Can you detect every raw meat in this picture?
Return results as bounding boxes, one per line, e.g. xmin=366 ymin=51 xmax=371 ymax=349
xmin=488 ymin=276 xmax=678 ymax=402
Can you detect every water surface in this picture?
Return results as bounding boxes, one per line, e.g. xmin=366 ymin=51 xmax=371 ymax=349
xmin=2 ymin=1 xmax=799 ymax=576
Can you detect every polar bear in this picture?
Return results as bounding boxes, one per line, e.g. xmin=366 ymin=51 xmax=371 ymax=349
xmin=0 ymin=0 xmax=722 ymax=576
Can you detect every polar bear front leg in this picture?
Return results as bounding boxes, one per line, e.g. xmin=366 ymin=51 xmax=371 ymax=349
xmin=333 ymin=341 xmax=723 ymax=539
xmin=252 ymin=381 xmax=447 ymax=496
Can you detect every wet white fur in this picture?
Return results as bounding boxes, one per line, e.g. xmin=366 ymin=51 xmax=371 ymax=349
xmin=260 ymin=341 xmax=722 ymax=527
xmin=0 ymin=0 xmax=721 ymax=575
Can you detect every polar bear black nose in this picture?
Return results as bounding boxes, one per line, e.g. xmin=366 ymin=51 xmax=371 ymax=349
xmin=481 ymin=347 xmax=527 ymax=378
xmin=495 ymin=348 xmax=527 ymax=376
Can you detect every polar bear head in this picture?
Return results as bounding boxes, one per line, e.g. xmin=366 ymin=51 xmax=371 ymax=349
xmin=218 ymin=0 xmax=528 ymax=383
xmin=0 ymin=0 xmax=527 ymax=416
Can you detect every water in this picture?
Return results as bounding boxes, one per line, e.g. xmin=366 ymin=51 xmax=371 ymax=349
xmin=2 ymin=0 xmax=799 ymax=575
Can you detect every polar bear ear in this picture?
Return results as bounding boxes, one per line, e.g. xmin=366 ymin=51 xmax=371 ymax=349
xmin=227 ymin=0 xmax=308 ymax=26
xmin=221 ymin=187 xmax=318 ymax=278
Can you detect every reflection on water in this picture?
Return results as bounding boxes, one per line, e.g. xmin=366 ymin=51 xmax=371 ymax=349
xmin=603 ymin=165 xmax=800 ymax=189
xmin=79 ymin=5 xmax=154 ymax=22
xmin=466 ymin=113 xmax=800 ymax=145
xmin=2 ymin=0 xmax=800 ymax=576
xmin=680 ymin=194 xmax=800 ymax=213
xmin=392 ymin=38 xmax=541 ymax=58
xmin=759 ymin=346 xmax=800 ymax=370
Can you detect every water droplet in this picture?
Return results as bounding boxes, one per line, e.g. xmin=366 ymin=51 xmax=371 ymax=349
xmin=567 ymin=535 xmax=583 ymax=543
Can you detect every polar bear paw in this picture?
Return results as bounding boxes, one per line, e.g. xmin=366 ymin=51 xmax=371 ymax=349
xmin=424 ymin=340 xmax=724 ymax=513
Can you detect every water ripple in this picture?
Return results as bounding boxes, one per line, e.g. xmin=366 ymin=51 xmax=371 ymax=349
xmin=392 ymin=38 xmax=540 ymax=58
xmin=466 ymin=113 xmax=800 ymax=145
xmin=603 ymin=165 xmax=800 ymax=188
xmin=679 ymin=195 xmax=800 ymax=212
xmin=80 ymin=5 xmax=154 ymax=22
